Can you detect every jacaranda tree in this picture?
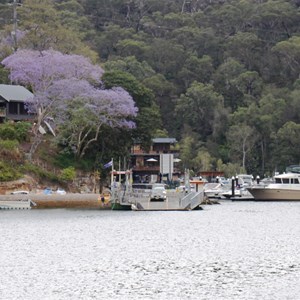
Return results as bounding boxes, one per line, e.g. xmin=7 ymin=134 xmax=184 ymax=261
xmin=1 ymin=49 xmax=138 ymax=158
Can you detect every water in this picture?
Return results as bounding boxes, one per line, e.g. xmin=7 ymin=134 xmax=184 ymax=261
xmin=0 ymin=201 xmax=299 ymax=300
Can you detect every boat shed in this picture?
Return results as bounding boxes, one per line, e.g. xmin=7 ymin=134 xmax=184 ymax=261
xmin=0 ymin=84 xmax=35 ymax=122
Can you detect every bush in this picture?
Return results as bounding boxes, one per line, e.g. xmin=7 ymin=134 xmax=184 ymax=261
xmin=0 ymin=121 xmax=31 ymax=142
xmin=0 ymin=161 xmax=22 ymax=181
xmin=59 ymin=167 xmax=76 ymax=182
xmin=0 ymin=139 xmax=19 ymax=150
xmin=0 ymin=139 xmax=22 ymax=161
xmin=20 ymin=163 xmax=59 ymax=182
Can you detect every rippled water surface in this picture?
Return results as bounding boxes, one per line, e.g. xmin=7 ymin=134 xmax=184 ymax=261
xmin=0 ymin=201 xmax=299 ymax=300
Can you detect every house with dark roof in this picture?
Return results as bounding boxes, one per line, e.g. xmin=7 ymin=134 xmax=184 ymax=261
xmin=130 ymin=137 xmax=180 ymax=183
xmin=0 ymin=84 xmax=35 ymax=123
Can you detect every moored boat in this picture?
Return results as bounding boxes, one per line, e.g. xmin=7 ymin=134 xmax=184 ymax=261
xmin=247 ymin=172 xmax=300 ymax=201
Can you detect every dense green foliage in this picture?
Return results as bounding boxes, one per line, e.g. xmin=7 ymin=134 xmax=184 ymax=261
xmin=1 ymin=0 xmax=300 ymax=176
xmin=0 ymin=161 xmax=22 ymax=181
xmin=59 ymin=166 xmax=76 ymax=182
xmin=0 ymin=121 xmax=31 ymax=141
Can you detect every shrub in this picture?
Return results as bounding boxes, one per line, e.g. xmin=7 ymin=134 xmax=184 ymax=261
xmin=0 ymin=161 xmax=22 ymax=181
xmin=59 ymin=167 xmax=76 ymax=182
xmin=0 ymin=139 xmax=22 ymax=161
xmin=20 ymin=163 xmax=59 ymax=182
xmin=0 ymin=121 xmax=31 ymax=142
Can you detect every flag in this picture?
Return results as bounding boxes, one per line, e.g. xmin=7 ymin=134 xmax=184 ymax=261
xmin=103 ymin=160 xmax=113 ymax=169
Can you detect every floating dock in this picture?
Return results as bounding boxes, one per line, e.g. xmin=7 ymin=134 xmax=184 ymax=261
xmin=0 ymin=197 xmax=34 ymax=209
xmin=112 ymin=189 xmax=204 ymax=211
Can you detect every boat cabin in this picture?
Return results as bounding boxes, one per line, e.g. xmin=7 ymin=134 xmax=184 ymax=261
xmin=274 ymin=173 xmax=300 ymax=184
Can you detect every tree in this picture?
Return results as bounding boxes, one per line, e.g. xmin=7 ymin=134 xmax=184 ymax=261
xmin=102 ymin=70 xmax=162 ymax=149
xmin=274 ymin=121 xmax=300 ymax=168
xmin=213 ymin=58 xmax=246 ymax=110
xmin=175 ymin=81 xmax=224 ymax=140
xmin=2 ymin=49 xmax=137 ymax=158
xmin=272 ymin=36 xmax=300 ymax=84
xmin=55 ymin=88 xmax=137 ymax=158
xmin=145 ymin=38 xmax=186 ymax=79
xmin=104 ymin=56 xmax=156 ymax=80
xmin=225 ymin=32 xmax=262 ymax=70
xmin=194 ymin=148 xmax=213 ymax=173
xmin=17 ymin=0 xmax=98 ymax=61
xmin=233 ymin=71 xmax=263 ymax=99
xmin=177 ymin=55 xmax=214 ymax=89
xmin=226 ymin=124 xmax=257 ymax=170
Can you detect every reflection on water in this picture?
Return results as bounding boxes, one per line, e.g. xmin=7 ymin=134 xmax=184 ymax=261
xmin=0 ymin=201 xmax=299 ymax=300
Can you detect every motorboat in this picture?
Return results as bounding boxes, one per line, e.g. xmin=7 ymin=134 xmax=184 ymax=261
xmin=247 ymin=172 xmax=300 ymax=201
xmin=221 ymin=187 xmax=253 ymax=199
xmin=204 ymin=182 xmax=230 ymax=199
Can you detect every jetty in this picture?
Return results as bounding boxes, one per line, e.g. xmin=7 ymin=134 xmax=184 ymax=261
xmin=110 ymin=169 xmax=204 ymax=211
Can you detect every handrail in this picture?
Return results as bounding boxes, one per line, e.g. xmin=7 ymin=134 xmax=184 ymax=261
xmin=180 ymin=191 xmax=202 ymax=210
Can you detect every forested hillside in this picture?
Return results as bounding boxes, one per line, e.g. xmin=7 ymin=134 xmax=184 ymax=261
xmin=1 ymin=0 xmax=300 ymax=177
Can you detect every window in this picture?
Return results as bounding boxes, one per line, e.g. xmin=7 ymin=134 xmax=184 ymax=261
xmin=20 ymin=103 xmax=28 ymax=114
xmin=8 ymin=102 xmax=18 ymax=114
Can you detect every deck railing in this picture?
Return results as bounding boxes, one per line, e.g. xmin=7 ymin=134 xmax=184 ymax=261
xmin=180 ymin=191 xmax=203 ymax=210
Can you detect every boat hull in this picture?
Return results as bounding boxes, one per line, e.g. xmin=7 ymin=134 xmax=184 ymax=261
xmin=247 ymin=187 xmax=300 ymax=201
xmin=111 ymin=202 xmax=132 ymax=210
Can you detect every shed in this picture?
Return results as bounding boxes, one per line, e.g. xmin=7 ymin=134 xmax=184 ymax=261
xmin=0 ymin=84 xmax=35 ymax=122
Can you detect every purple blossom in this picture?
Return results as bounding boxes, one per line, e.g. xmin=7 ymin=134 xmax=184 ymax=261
xmin=1 ymin=49 xmax=138 ymax=157
xmin=2 ymin=49 xmax=104 ymax=92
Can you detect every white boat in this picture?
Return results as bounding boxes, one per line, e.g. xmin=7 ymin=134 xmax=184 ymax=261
xmin=206 ymin=174 xmax=254 ymax=199
xmin=204 ymin=182 xmax=230 ymax=198
xmin=247 ymin=172 xmax=300 ymax=201
xmin=221 ymin=187 xmax=254 ymax=200
xmin=0 ymin=198 xmax=34 ymax=209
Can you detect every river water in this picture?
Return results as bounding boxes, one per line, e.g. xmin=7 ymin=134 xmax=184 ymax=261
xmin=0 ymin=201 xmax=299 ymax=300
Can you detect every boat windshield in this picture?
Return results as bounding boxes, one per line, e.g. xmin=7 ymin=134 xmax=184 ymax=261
xmin=286 ymin=165 xmax=300 ymax=173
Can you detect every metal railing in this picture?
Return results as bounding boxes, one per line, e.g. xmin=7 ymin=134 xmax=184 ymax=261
xmin=180 ymin=191 xmax=203 ymax=210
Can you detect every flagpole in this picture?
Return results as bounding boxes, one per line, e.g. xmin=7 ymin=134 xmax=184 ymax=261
xmin=119 ymin=157 xmax=121 ymax=183
xmin=111 ymin=158 xmax=114 ymax=186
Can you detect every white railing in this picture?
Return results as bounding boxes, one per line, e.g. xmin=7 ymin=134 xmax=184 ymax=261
xmin=180 ymin=191 xmax=203 ymax=210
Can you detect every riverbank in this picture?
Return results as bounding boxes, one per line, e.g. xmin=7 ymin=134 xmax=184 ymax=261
xmin=0 ymin=193 xmax=111 ymax=209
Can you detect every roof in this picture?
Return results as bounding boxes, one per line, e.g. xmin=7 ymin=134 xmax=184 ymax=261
xmin=0 ymin=84 xmax=33 ymax=102
xmin=152 ymin=138 xmax=177 ymax=144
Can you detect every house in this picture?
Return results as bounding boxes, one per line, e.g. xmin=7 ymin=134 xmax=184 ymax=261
xmin=0 ymin=84 xmax=35 ymax=123
xmin=130 ymin=137 xmax=180 ymax=183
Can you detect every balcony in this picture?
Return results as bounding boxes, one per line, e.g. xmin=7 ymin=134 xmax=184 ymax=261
xmin=131 ymin=149 xmax=179 ymax=155
xmin=132 ymin=165 xmax=160 ymax=172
